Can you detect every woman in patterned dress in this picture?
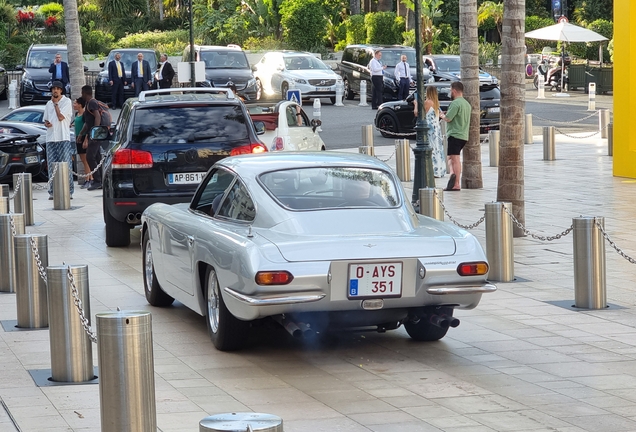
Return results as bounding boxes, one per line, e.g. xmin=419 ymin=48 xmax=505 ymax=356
xmin=424 ymin=86 xmax=446 ymax=178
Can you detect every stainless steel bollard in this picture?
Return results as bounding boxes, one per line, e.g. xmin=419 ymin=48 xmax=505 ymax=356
xmin=536 ymin=74 xmax=545 ymax=99
xmin=395 ymin=139 xmax=411 ymax=181
xmin=53 ymin=162 xmax=71 ymax=210
xmin=573 ymin=217 xmax=606 ymax=309
xmin=362 ymin=124 xmax=374 ymax=150
xmin=200 ymin=413 xmax=283 ymax=432
xmin=599 ymin=109 xmax=610 ymax=139
xmin=13 ymin=173 xmax=33 ymax=226
xmin=358 ymin=146 xmax=375 ymax=156
xmin=588 ymin=82 xmax=596 ymax=111
xmin=0 ymin=184 xmax=9 ymax=212
xmin=485 ymin=202 xmax=514 ymax=282
xmin=608 ymin=123 xmax=613 ymax=156
xmin=488 ymin=130 xmax=500 ymax=167
xmin=97 ymin=311 xmax=156 ymax=432
xmin=0 ymin=197 xmax=8 ymax=214
xmin=47 ymin=264 xmax=94 ymax=382
xmin=524 ymin=114 xmax=534 ymax=144
xmin=542 ymin=126 xmax=555 ymax=161
xmin=418 ymin=188 xmax=443 ymax=221
xmin=14 ymin=234 xmax=48 ymax=328
xmin=358 ymin=79 xmax=368 ymax=107
xmin=0 ymin=213 xmax=25 ymax=293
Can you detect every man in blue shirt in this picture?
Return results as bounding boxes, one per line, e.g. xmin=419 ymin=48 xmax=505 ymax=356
xmin=48 ymin=53 xmax=70 ymax=94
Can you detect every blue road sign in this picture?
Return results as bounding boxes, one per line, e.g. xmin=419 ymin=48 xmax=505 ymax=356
xmin=286 ymin=89 xmax=302 ymax=106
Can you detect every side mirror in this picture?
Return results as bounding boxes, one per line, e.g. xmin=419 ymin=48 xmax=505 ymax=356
xmin=84 ymin=66 xmax=89 ymax=72
xmin=16 ymin=65 xmax=23 ymax=71
xmin=253 ymin=121 xmax=266 ymax=135
xmin=90 ymin=125 xmax=110 ymax=140
xmin=311 ymin=119 xmax=322 ymax=133
xmin=276 ymin=66 xmax=284 ymax=72
xmin=251 ymin=65 xmax=257 ymax=72
xmin=99 ymin=62 xmax=105 ymax=68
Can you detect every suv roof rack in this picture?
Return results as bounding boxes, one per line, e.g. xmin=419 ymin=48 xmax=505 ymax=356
xmin=138 ymin=88 xmax=236 ymax=102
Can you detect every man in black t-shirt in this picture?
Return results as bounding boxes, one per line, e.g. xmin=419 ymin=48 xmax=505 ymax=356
xmin=77 ymin=85 xmax=103 ymax=190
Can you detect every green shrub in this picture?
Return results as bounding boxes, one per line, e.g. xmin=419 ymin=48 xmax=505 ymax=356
xmin=433 ymin=23 xmax=457 ymax=53
xmin=38 ymin=2 xmax=63 ymax=17
xmin=568 ymin=19 xmax=612 ymax=61
xmin=402 ymin=29 xmax=415 ymax=47
xmin=280 ymin=0 xmax=326 ymax=51
xmin=80 ymin=27 xmax=114 ymax=56
xmin=243 ymin=36 xmax=286 ymax=51
xmin=441 ymin=43 xmax=460 ymax=55
xmin=0 ymin=37 xmax=31 ymax=68
xmin=78 ymin=3 xmax=102 ymax=28
xmin=364 ymin=12 xmax=403 ymax=45
xmin=525 ymin=16 xmax=555 ymax=54
xmin=344 ymin=14 xmax=365 ymax=45
xmin=479 ymin=42 xmax=501 ymax=65
xmin=117 ymin=29 xmax=190 ymax=56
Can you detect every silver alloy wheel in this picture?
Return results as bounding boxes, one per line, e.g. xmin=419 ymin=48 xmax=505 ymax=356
xmin=144 ymin=241 xmax=154 ymax=294
xmin=207 ymin=271 xmax=220 ymax=334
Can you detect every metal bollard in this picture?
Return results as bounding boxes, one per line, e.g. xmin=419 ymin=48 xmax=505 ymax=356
xmin=588 ymin=82 xmax=596 ymax=111
xmin=8 ymin=79 xmax=17 ymax=110
xmin=0 ymin=197 xmax=8 ymax=214
xmin=542 ymin=126 xmax=555 ymax=161
xmin=334 ymin=80 xmax=344 ymax=106
xmin=608 ymin=123 xmax=613 ymax=156
xmin=200 ymin=413 xmax=283 ymax=432
xmin=358 ymin=146 xmax=375 ymax=156
xmin=536 ymin=74 xmax=545 ymax=99
xmin=358 ymin=80 xmax=368 ymax=107
xmin=395 ymin=139 xmax=411 ymax=181
xmin=0 ymin=213 xmax=25 ymax=293
xmin=488 ymin=130 xmax=500 ymax=167
xmin=13 ymin=173 xmax=34 ymax=226
xmin=599 ymin=109 xmax=610 ymax=139
xmin=97 ymin=311 xmax=156 ymax=432
xmin=312 ymin=98 xmax=322 ymax=132
xmin=53 ymin=162 xmax=71 ymax=210
xmin=524 ymin=114 xmax=534 ymax=144
xmin=47 ymin=264 xmax=94 ymax=382
xmin=418 ymin=188 xmax=443 ymax=221
xmin=485 ymin=202 xmax=514 ymax=282
xmin=0 ymin=184 xmax=9 ymax=211
xmin=14 ymin=234 xmax=48 ymax=328
xmin=361 ymin=124 xmax=374 ymax=154
xmin=573 ymin=217 xmax=606 ymax=309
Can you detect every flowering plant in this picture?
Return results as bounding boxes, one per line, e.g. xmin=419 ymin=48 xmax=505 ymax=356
xmin=45 ymin=16 xmax=58 ymax=28
xmin=17 ymin=10 xmax=35 ymax=24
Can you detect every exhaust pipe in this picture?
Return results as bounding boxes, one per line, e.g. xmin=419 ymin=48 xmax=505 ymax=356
xmin=429 ymin=315 xmax=450 ymax=329
xmin=441 ymin=315 xmax=460 ymax=328
xmin=273 ymin=315 xmax=302 ymax=339
xmin=297 ymin=322 xmax=315 ymax=339
xmin=126 ymin=213 xmax=143 ymax=224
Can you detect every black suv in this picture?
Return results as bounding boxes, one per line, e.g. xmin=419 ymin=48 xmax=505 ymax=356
xmin=94 ymin=48 xmax=159 ymax=103
xmin=0 ymin=134 xmax=43 ymax=182
xmin=91 ymin=88 xmax=268 ymax=247
xmin=182 ymin=45 xmax=259 ymax=101
xmin=18 ymin=44 xmax=68 ymax=106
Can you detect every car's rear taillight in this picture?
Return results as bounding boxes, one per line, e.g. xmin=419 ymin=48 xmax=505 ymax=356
xmin=230 ymin=143 xmax=267 ymax=156
xmin=273 ymin=137 xmax=284 ymax=151
xmin=255 ymin=271 xmax=294 ymax=285
xmin=457 ymin=262 xmax=489 ymax=276
xmin=112 ymin=149 xmax=153 ymax=169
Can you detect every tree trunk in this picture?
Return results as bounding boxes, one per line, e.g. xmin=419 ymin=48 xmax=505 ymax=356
xmin=63 ymin=0 xmax=85 ymax=100
xmin=350 ymin=0 xmax=360 ymax=15
xmin=459 ymin=0 xmax=482 ymax=189
xmin=159 ymin=0 xmax=164 ymax=20
xmin=498 ymin=0 xmax=526 ymax=237
xmin=376 ymin=0 xmax=393 ymax=12
xmin=363 ymin=0 xmax=372 ymax=13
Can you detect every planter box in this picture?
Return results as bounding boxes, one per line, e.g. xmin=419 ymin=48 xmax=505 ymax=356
xmin=585 ymin=68 xmax=613 ymax=94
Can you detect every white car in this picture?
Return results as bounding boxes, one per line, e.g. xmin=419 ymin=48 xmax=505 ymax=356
xmin=252 ymin=51 xmax=342 ymax=104
xmin=247 ymin=101 xmax=325 ymax=151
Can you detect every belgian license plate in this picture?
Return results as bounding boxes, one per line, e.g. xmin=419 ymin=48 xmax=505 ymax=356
xmin=348 ymin=262 xmax=402 ymax=298
xmin=168 ymin=172 xmax=205 ymax=185
xmin=43 ymin=92 xmax=51 ymax=97
xmin=489 ymin=107 xmax=500 ymax=114
xmin=315 ymin=87 xmax=331 ymax=92
xmin=25 ymin=156 xmax=38 ymax=164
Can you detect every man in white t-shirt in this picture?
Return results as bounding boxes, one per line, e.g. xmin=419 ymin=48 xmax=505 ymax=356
xmin=43 ymin=80 xmax=74 ymax=199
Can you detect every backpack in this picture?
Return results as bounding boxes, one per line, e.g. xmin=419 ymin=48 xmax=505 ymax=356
xmin=88 ymin=99 xmax=112 ymax=126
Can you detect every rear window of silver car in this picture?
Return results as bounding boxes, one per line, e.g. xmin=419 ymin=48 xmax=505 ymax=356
xmin=259 ymin=167 xmax=400 ymax=210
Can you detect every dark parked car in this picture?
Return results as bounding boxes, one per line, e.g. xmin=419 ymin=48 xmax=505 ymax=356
xmin=90 ymin=88 xmax=268 ymax=247
xmin=374 ymin=82 xmax=501 ymax=138
xmin=423 ymin=55 xmax=498 ymax=85
xmin=182 ymin=45 xmax=259 ymax=101
xmin=0 ymin=134 xmax=45 ymax=182
xmin=94 ymin=48 xmax=159 ymax=104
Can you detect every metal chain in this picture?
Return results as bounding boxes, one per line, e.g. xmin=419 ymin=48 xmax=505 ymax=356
xmin=65 ymin=265 xmax=97 ymax=343
xmin=433 ymin=190 xmax=485 ymax=230
xmin=8 ymin=173 xmax=22 ymax=200
xmin=30 ymin=236 xmax=48 ymax=284
xmin=374 ymin=126 xmax=416 ymax=138
xmin=594 ymin=218 xmax=636 ymax=265
xmin=501 ymin=205 xmax=573 ymax=241
xmin=32 ymin=163 xmax=60 ymax=191
xmin=8 ymin=213 xmax=17 ymax=237
xmin=532 ymin=110 xmax=600 ymax=125
xmin=71 ymin=157 xmax=105 ymax=179
xmin=378 ymin=150 xmax=396 ymax=162
xmin=553 ymin=124 xmax=608 ymax=139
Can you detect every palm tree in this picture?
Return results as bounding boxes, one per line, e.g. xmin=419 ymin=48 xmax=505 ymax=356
xmin=402 ymin=0 xmax=443 ymax=54
xmin=459 ymin=0 xmax=482 ymax=189
xmin=63 ymin=0 xmax=85 ymax=99
xmin=477 ymin=1 xmax=504 ymax=41
xmin=497 ymin=0 xmax=525 ymax=237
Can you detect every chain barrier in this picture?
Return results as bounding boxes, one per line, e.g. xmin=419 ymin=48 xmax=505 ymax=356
xmin=553 ymin=123 xmax=609 ymax=140
xmin=594 ymin=218 xmax=636 ymax=265
xmin=29 ymin=235 xmax=48 ymax=284
xmin=8 ymin=213 xmax=17 ymax=237
xmin=374 ymin=126 xmax=416 ymax=138
xmin=31 ymin=163 xmax=59 ymax=191
xmin=71 ymin=157 xmax=105 ymax=180
xmin=65 ymin=264 xmax=97 ymax=343
xmin=501 ymin=205 xmax=573 ymax=241
xmin=8 ymin=173 xmax=22 ymax=200
xmin=378 ymin=150 xmax=396 ymax=163
xmin=432 ymin=190 xmax=485 ymax=230
xmin=532 ymin=110 xmax=600 ymax=125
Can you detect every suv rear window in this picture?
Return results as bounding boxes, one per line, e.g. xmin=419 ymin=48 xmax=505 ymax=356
xmin=27 ymin=50 xmax=67 ymax=68
xmin=200 ymin=51 xmax=249 ymax=69
xmin=131 ymin=106 xmax=250 ymax=144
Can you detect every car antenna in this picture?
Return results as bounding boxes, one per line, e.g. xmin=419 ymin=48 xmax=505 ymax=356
xmin=247 ymin=225 xmax=253 ymax=238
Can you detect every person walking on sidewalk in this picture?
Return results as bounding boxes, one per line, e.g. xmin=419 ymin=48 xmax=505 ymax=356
xmin=43 ymin=81 xmax=74 ymax=200
xmin=369 ymin=50 xmax=386 ymax=109
xmin=73 ymin=97 xmax=92 ymax=188
xmin=77 ymin=85 xmax=103 ymax=191
xmin=440 ymin=81 xmax=470 ymax=191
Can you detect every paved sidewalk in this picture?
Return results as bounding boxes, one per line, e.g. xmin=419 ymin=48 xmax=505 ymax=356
xmin=1 ymin=132 xmax=636 ymax=432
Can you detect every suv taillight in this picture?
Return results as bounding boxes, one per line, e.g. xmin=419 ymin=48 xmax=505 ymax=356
xmin=112 ymin=149 xmax=153 ymax=169
xmin=230 ymin=143 xmax=267 ymax=156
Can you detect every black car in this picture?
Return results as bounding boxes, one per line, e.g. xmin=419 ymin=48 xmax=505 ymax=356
xmin=0 ymin=134 xmax=45 ymax=182
xmin=374 ymin=82 xmax=501 ymax=138
xmin=18 ymin=44 xmax=71 ymax=106
xmin=422 ymin=55 xmax=498 ymax=85
xmin=182 ymin=45 xmax=259 ymax=101
xmin=94 ymin=48 xmax=159 ymax=104
xmin=90 ymin=88 xmax=268 ymax=247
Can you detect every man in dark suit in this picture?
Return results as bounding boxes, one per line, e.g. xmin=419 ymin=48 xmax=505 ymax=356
xmin=48 ymin=53 xmax=70 ymax=94
xmin=107 ymin=52 xmax=127 ymax=109
xmin=130 ymin=52 xmax=152 ymax=96
xmin=156 ymin=54 xmax=175 ymax=89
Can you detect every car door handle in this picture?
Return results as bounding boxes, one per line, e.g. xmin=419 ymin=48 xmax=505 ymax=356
xmin=187 ymin=236 xmax=194 ymax=246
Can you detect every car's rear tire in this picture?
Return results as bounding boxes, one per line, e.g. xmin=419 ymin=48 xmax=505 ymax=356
xmin=533 ymin=75 xmax=539 ymax=89
xmin=344 ymin=79 xmax=354 ymax=100
xmin=281 ymin=82 xmax=289 ymax=100
xmin=377 ymin=113 xmax=398 ymax=138
xmin=0 ymin=84 xmax=7 ymax=101
xmin=205 ymin=266 xmax=250 ymax=351
xmin=104 ymin=199 xmax=131 ymax=247
xmin=404 ymin=307 xmax=453 ymax=341
xmin=143 ymin=230 xmax=174 ymax=307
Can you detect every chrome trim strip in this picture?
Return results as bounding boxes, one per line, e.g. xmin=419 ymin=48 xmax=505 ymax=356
xmin=223 ymin=287 xmax=326 ymax=306
xmin=426 ymin=284 xmax=497 ymax=295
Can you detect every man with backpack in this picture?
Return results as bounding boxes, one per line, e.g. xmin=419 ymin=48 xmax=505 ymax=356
xmin=77 ymin=85 xmax=110 ymax=191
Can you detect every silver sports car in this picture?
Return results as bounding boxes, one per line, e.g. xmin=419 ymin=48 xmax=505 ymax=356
xmin=141 ymin=152 xmax=496 ymax=351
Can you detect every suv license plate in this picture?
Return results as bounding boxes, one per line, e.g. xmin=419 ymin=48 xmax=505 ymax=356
xmin=315 ymin=87 xmax=331 ymax=92
xmin=168 ymin=172 xmax=205 ymax=185
xmin=43 ymin=92 xmax=52 ymax=97
xmin=25 ymin=156 xmax=38 ymax=164
xmin=348 ymin=263 xmax=402 ymax=299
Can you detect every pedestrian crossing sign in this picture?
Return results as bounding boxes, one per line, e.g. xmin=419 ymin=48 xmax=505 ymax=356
xmin=286 ymin=89 xmax=302 ymax=106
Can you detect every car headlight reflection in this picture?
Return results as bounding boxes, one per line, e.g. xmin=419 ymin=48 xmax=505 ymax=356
xmin=292 ymin=78 xmax=307 ymax=84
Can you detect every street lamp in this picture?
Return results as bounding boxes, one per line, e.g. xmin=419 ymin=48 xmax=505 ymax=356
xmin=411 ymin=0 xmax=435 ymax=204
